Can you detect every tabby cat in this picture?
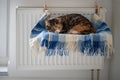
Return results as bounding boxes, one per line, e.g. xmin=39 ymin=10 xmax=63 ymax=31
xmin=45 ymin=14 xmax=96 ymax=34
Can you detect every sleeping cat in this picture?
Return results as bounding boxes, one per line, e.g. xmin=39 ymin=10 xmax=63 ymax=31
xmin=45 ymin=14 xmax=96 ymax=34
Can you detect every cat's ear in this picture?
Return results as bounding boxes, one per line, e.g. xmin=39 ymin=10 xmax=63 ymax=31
xmin=47 ymin=18 xmax=59 ymax=25
xmin=52 ymin=19 xmax=59 ymax=24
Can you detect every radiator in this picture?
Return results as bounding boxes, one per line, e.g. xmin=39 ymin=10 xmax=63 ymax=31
xmin=16 ymin=8 xmax=106 ymax=70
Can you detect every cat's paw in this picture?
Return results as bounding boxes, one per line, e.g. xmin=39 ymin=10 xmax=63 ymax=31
xmin=68 ymin=30 xmax=79 ymax=34
xmin=55 ymin=30 xmax=61 ymax=33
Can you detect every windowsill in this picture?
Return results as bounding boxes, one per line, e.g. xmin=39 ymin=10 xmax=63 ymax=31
xmin=0 ymin=67 xmax=8 ymax=72
xmin=0 ymin=57 xmax=8 ymax=76
xmin=0 ymin=66 xmax=8 ymax=76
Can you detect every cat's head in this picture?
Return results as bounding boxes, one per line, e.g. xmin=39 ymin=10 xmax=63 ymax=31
xmin=45 ymin=18 xmax=63 ymax=33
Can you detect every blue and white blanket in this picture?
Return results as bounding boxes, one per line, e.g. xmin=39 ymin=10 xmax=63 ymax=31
xmin=29 ymin=11 xmax=113 ymax=57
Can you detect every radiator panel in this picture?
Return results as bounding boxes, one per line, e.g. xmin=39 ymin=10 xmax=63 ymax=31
xmin=16 ymin=8 xmax=105 ymax=70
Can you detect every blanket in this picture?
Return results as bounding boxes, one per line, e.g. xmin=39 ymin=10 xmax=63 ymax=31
xmin=29 ymin=12 xmax=113 ymax=57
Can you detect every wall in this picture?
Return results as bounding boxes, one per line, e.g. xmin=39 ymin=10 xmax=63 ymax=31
xmin=109 ymin=0 xmax=120 ymax=80
xmin=0 ymin=0 xmax=8 ymax=66
xmin=0 ymin=0 xmax=112 ymax=80
xmin=0 ymin=0 xmax=7 ymax=58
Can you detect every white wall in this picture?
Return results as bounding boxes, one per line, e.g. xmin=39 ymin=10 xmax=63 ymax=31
xmin=6 ymin=0 xmax=112 ymax=80
xmin=0 ymin=0 xmax=8 ymax=66
xmin=0 ymin=0 xmax=7 ymax=57
xmin=109 ymin=0 xmax=120 ymax=80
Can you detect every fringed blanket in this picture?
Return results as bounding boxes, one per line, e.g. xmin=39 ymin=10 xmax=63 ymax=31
xmin=29 ymin=11 xmax=113 ymax=57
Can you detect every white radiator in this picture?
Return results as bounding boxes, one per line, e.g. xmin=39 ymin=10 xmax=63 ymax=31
xmin=16 ymin=8 xmax=106 ymax=70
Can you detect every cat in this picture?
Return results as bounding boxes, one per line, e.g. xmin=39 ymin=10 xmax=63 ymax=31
xmin=45 ymin=14 xmax=96 ymax=34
